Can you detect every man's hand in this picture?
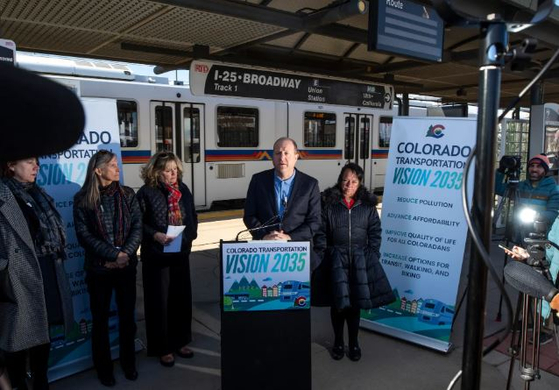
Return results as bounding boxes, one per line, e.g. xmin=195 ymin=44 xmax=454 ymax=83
xmin=263 ymin=230 xmax=291 ymax=241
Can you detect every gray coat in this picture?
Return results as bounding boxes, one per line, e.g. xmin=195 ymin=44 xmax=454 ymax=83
xmin=0 ymin=181 xmax=73 ymax=352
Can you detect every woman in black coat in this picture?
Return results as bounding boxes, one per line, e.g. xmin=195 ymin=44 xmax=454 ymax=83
xmin=314 ymin=163 xmax=394 ymax=362
xmin=136 ymin=152 xmax=198 ymax=368
xmin=73 ymin=150 xmax=142 ymax=387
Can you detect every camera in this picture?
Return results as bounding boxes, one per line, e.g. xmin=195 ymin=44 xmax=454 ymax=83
xmin=519 ymin=208 xmax=550 ymax=269
xmin=499 ymin=155 xmax=521 ymax=175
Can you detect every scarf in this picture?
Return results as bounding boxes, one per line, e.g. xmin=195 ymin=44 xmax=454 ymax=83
xmin=4 ymin=178 xmax=67 ymax=257
xmin=165 ymin=182 xmax=182 ymax=226
xmin=95 ymin=182 xmax=131 ymax=247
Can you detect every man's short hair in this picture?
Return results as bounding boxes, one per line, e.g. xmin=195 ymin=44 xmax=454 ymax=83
xmin=273 ymin=137 xmax=298 ymax=152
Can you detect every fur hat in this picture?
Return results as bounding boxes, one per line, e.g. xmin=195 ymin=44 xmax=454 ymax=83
xmin=0 ymin=62 xmax=84 ymax=160
xmin=528 ymin=154 xmax=550 ymax=173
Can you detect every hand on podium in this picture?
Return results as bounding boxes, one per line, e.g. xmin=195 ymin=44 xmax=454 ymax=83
xmin=263 ymin=230 xmax=291 ymax=240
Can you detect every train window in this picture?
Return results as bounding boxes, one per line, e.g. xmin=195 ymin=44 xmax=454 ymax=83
xmin=155 ymin=105 xmax=173 ymax=152
xmin=183 ymin=108 xmax=200 ymax=163
xmin=359 ymin=117 xmax=371 ymax=159
xmin=379 ymin=117 xmax=393 ymax=148
xmin=344 ymin=116 xmax=355 ymax=159
xmin=117 ymin=100 xmax=138 ymax=147
xmin=303 ymin=112 xmax=336 ymax=147
xmin=217 ymin=106 xmax=259 ymax=147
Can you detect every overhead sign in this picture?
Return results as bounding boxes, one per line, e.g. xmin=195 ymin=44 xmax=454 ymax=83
xmin=0 ymin=39 xmax=16 ymax=64
xmin=190 ymin=61 xmax=393 ymax=109
xmin=368 ymin=0 xmax=444 ymax=62
xmin=361 ymin=117 xmax=476 ymax=352
xmin=221 ymin=241 xmax=311 ymax=312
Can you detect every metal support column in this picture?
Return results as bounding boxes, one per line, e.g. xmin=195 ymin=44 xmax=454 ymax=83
xmin=461 ymin=20 xmax=507 ymax=390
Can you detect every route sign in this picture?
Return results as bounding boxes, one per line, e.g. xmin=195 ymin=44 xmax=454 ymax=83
xmin=0 ymin=39 xmax=16 ymax=65
xmin=368 ymin=0 xmax=444 ymax=62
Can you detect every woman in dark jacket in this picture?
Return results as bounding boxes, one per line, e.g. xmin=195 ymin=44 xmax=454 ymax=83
xmin=0 ymin=157 xmax=74 ymax=390
xmin=136 ymin=152 xmax=198 ymax=368
xmin=314 ymin=163 xmax=394 ymax=362
xmin=73 ymin=150 xmax=142 ymax=387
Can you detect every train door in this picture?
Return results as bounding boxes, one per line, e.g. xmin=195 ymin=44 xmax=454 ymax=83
xmin=344 ymin=113 xmax=373 ymax=188
xmin=150 ymin=101 xmax=207 ymax=208
xmin=180 ymin=104 xmax=206 ymax=207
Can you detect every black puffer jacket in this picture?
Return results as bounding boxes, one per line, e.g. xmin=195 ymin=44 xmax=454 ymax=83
xmin=313 ymin=186 xmax=395 ymax=310
xmin=136 ymin=181 xmax=198 ymax=259
xmin=73 ymin=184 xmax=142 ymax=273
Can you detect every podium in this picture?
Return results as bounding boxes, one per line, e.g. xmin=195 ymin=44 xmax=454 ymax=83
xmin=220 ymin=240 xmax=311 ymax=390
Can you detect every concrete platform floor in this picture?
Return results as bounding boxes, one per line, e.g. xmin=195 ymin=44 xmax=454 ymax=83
xmin=49 ymin=214 xmax=559 ymax=390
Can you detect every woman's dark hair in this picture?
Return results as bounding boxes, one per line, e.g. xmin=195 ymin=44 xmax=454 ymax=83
xmin=0 ymin=158 xmax=39 ymax=179
xmin=335 ymin=163 xmax=368 ymax=200
xmin=336 ymin=163 xmax=364 ymax=188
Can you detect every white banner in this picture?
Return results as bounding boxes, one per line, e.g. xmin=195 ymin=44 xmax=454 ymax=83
xmin=361 ymin=117 xmax=476 ymax=352
xmin=37 ymin=97 xmax=123 ymax=380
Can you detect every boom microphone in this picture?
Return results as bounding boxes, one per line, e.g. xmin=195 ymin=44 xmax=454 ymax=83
xmin=504 ymin=261 xmax=558 ymax=303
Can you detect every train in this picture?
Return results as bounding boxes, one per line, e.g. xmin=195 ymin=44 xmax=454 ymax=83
xmin=18 ymin=53 xmax=399 ymax=210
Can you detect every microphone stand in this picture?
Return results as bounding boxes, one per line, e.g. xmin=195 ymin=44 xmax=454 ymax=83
xmin=236 ymin=198 xmax=289 ymax=241
xmin=235 ymin=215 xmax=282 ymax=241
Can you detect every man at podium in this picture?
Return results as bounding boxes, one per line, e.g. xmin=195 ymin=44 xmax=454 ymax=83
xmin=243 ymin=137 xmax=321 ymax=247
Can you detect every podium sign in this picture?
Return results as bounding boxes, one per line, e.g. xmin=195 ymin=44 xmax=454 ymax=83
xmin=221 ymin=241 xmax=310 ymax=312
xmin=221 ymin=241 xmax=311 ymax=390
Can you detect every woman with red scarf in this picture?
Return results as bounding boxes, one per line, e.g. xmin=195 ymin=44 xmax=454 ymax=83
xmin=137 ymin=152 xmax=198 ymax=368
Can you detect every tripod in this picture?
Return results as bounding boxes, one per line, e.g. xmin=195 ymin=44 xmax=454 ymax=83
xmin=505 ymin=243 xmax=556 ymax=390
xmin=494 ymin=174 xmax=521 ymax=322
xmin=505 ymin=292 xmax=544 ymax=390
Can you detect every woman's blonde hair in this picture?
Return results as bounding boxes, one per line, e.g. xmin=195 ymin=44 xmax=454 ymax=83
xmin=78 ymin=150 xmax=117 ymax=209
xmin=141 ymin=151 xmax=183 ymax=187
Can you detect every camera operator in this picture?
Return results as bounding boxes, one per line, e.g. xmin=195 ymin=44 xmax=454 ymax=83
xmin=496 ymin=154 xmax=559 ymax=229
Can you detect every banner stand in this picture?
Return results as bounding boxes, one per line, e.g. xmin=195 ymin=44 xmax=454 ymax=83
xmin=220 ymin=240 xmax=311 ymax=390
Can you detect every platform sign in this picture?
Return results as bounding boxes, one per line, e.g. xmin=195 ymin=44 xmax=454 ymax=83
xmin=361 ymin=117 xmax=476 ymax=352
xmin=0 ymin=39 xmax=16 ymax=64
xmin=368 ymin=0 xmax=444 ymax=62
xmin=190 ymin=60 xmax=393 ymax=109
xmin=221 ymin=241 xmax=310 ymax=312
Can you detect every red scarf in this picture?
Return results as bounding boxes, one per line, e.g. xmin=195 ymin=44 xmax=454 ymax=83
xmin=343 ymin=198 xmax=355 ymax=209
xmin=165 ymin=183 xmax=183 ymax=225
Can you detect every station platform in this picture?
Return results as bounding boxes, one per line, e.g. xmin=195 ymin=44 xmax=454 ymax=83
xmin=49 ymin=213 xmax=559 ymax=390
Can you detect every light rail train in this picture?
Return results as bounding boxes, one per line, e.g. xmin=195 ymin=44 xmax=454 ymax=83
xmin=19 ymin=53 xmax=398 ymax=210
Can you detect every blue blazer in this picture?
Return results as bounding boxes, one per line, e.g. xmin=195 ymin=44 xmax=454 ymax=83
xmin=243 ymin=168 xmax=321 ymax=246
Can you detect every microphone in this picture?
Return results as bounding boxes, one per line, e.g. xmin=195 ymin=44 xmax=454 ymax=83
xmin=280 ymin=196 xmax=288 ymax=231
xmin=504 ymin=261 xmax=558 ymax=304
xmin=235 ymin=214 xmax=282 ymax=241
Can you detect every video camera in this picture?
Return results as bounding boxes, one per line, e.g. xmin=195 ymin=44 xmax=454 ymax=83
xmin=498 ymin=155 xmax=522 ymax=181
xmin=518 ymin=208 xmax=552 ymax=271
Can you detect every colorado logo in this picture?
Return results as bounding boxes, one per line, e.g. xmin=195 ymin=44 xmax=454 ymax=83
xmin=294 ymin=296 xmax=307 ymax=307
xmin=426 ymin=124 xmax=445 ymax=139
